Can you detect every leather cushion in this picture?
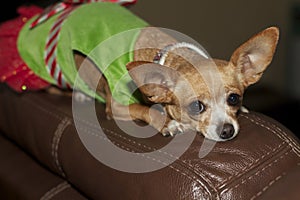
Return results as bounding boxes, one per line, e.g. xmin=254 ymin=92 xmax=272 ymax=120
xmin=0 ymin=84 xmax=299 ymax=199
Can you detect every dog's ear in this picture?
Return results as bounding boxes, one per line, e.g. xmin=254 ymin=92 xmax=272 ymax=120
xmin=126 ymin=61 xmax=177 ymax=104
xmin=230 ymin=27 xmax=279 ymax=87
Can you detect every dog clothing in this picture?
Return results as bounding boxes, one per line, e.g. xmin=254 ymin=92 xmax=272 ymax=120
xmin=0 ymin=1 xmax=148 ymax=105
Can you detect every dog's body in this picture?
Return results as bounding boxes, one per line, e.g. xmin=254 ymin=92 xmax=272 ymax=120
xmin=0 ymin=2 xmax=279 ymax=141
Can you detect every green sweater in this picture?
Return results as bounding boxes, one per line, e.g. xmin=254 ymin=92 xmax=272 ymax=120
xmin=17 ymin=3 xmax=148 ymax=105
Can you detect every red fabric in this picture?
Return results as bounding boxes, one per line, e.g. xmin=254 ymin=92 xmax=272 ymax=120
xmin=0 ymin=5 xmax=50 ymax=92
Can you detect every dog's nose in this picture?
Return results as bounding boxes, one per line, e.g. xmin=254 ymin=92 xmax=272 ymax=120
xmin=219 ymin=123 xmax=234 ymax=140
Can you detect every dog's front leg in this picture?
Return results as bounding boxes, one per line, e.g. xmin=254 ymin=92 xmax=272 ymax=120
xmin=110 ymin=101 xmax=166 ymax=131
xmin=110 ymin=101 xmax=184 ymax=136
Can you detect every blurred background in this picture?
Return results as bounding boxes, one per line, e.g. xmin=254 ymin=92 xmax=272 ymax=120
xmin=1 ymin=0 xmax=300 ymax=137
xmin=130 ymin=0 xmax=300 ymax=137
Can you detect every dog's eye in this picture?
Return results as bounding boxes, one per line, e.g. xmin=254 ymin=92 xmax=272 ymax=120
xmin=227 ymin=93 xmax=241 ymax=106
xmin=188 ymin=100 xmax=205 ymax=115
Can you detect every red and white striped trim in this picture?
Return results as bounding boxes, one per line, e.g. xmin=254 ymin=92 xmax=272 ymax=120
xmin=30 ymin=3 xmax=69 ymax=29
xmin=35 ymin=0 xmax=137 ymax=89
xmin=44 ymin=7 xmax=75 ymax=89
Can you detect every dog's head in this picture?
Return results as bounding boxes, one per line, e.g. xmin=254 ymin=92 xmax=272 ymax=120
xmin=127 ymin=27 xmax=279 ymax=141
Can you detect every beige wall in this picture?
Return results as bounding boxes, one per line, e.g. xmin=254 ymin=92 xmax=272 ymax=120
xmin=130 ymin=0 xmax=300 ymax=95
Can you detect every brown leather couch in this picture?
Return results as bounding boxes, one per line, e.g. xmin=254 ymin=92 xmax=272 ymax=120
xmin=0 ymin=83 xmax=299 ymax=200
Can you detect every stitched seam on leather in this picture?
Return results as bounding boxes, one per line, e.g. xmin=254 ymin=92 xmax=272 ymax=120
xmin=218 ymin=114 xmax=300 ymax=190
xmin=216 ymin=141 xmax=285 ymax=188
xmin=221 ymin=149 xmax=292 ymax=195
xmin=22 ymin=97 xmax=66 ymax=121
xmin=104 ymin=127 xmax=220 ymax=199
xmin=20 ymin=97 xmax=213 ymax=198
xmin=249 ymin=172 xmax=286 ymax=200
xmin=248 ymin=114 xmax=300 ymax=156
xmin=22 ymin=97 xmax=214 ymax=197
xmin=242 ymin=113 xmax=300 ymax=155
xmin=76 ymin=123 xmax=212 ymax=199
xmin=76 ymin=125 xmax=139 ymax=153
xmin=22 ymin=96 xmax=73 ymax=178
xmin=51 ymin=117 xmax=71 ymax=177
xmin=241 ymin=113 xmax=300 ymax=157
xmin=40 ymin=181 xmax=71 ymax=200
xmin=75 ymin=116 xmax=215 ymax=186
xmin=108 ymin=130 xmax=220 ymax=199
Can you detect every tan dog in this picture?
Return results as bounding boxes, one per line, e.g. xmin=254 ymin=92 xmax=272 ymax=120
xmin=74 ymin=26 xmax=279 ymax=142
xmin=0 ymin=2 xmax=279 ymax=141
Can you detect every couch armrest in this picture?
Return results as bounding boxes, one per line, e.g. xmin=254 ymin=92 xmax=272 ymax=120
xmin=0 ymin=132 xmax=87 ymax=199
xmin=0 ymin=83 xmax=299 ymax=199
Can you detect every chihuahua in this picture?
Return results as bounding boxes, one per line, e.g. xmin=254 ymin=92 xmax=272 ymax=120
xmin=75 ymin=26 xmax=279 ymax=142
xmin=0 ymin=2 xmax=279 ymax=141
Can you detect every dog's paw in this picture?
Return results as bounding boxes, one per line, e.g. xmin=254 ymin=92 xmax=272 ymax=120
xmin=161 ymin=120 xmax=185 ymax=137
xmin=74 ymin=91 xmax=92 ymax=103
